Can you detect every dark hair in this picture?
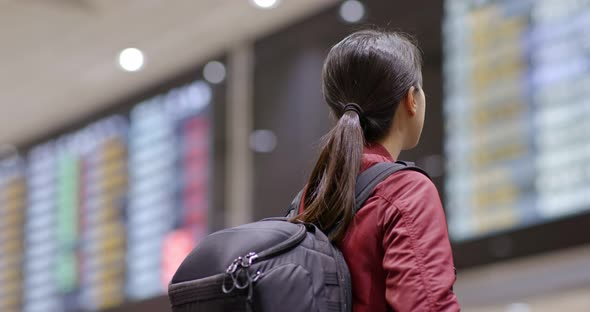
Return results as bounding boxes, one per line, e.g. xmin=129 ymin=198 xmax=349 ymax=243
xmin=295 ymin=30 xmax=423 ymax=243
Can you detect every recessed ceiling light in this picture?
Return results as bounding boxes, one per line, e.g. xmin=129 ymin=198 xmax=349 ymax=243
xmin=250 ymin=0 xmax=279 ymax=9
xmin=203 ymin=61 xmax=226 ymax=84
xmin=340 ymin=0 xmax=365 ymax=23
xmin=249 ymin=129 xmax=277 ymax=153
xmin=118 ymin=48 xmax=144 ymax=72
xmin=506 ymin=303 xmax=531 ymax=312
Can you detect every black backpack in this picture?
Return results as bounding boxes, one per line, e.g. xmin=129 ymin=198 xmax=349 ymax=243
xmin=168 ymin=161 xmax=428 ymax=312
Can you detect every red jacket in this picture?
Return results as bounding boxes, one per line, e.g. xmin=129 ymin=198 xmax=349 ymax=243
xmin=300 ymin=144 xmax=459 ymax=312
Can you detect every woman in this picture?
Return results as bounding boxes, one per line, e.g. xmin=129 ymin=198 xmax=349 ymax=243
xmin=294 ymin=30 xmax=460 ymax=311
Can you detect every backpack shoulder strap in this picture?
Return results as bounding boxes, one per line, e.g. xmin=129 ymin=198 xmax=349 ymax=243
xmin=353 ymin=161 xmax=429 ymax=214
xmin=286 ymin=161 xmax=429 ymax=218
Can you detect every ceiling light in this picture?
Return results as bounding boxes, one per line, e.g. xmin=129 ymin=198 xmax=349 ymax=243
xmin=251 ymin=0 xmax=279 ymax=9
xmin=506 ymin=303 xmax=531 ymax=312
xmin=340 ymin=0 xmax=365 ymax=23
xmin=203 ymin=61 xmax=226 ymax=84
xmin=119 ymin=48 xmax=144 ymax=72
xmin=249 ymin=130 xmax=277 ymax=153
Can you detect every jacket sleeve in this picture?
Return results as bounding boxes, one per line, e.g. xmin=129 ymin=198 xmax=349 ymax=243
xmin=380 ymin=172 xmax=460 ymax=312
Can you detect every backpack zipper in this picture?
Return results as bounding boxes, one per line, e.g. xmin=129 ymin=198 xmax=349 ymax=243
xmin=222 ymin=222 xmax=308 ymax=295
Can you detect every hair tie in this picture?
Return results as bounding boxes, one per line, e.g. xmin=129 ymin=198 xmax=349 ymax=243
xmin=343 ymin=103 xmax=364 ymax=118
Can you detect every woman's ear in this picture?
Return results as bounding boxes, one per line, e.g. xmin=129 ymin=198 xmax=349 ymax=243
xmin=404 ymin=86 xmax=417 ymax=117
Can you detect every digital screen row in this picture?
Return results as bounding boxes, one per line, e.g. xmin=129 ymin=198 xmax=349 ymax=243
xmin=0 ymin=80 xmax=213 ymax=312
xmin=444 ymin=0 xmax=590 ymax=241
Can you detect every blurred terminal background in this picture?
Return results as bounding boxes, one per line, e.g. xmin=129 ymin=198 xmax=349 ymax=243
xmin=0 ymin=0 xmax=589 ymax=311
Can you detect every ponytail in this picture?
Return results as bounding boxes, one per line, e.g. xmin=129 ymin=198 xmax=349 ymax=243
xmin=295 ymin=107 xmax=364 ymax=244
xmin=295 ymin=29 xmax=424 ymax=244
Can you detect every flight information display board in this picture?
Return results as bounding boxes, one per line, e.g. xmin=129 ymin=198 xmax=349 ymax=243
xmin=444 ymin=0 xmax=590 ymax=241
xmin=0 ymin=157 xmax=26 ymax=312
xmin=0 ymin=79 xmax=212 ymax=312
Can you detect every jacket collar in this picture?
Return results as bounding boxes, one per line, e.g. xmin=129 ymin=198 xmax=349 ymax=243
xmin=363 ymin=143 xmax=394 ymax=162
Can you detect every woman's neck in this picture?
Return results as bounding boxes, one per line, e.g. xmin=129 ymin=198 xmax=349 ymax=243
xmin=378 ymin=129 xmax=405 ymax=161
